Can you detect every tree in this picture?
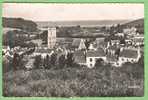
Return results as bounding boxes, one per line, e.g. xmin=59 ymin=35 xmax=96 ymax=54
xmin=12 ymin=53 xmax=21 ymax=70
xmin=120 ymin=38 xmax=126 ymax=45
xmin=84 ymin=39 xmax=90 ymax=50
xmin=43 ymin=55 xmax=51 ymax=69
xmin=66 ymin=52 xmax=74 ymax=67
xmin=34 ymin=55 xmax=42 ymax=69
xmin=40 ymin=30 xmax=48 ymax=44
xmin=95 ymin=58 xmax=104 ymax=67
xmin=58 ymin=54 xmax=66 ymax=69
xmin=50 ymin=53 xmax=57 ymax=67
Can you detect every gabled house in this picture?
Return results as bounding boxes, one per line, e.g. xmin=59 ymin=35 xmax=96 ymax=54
xmin=86 ymin=48 xmax=106 ymax=68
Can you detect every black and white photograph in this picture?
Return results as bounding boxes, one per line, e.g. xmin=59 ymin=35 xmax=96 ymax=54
xmin=2 ymin=3 xmax=144 ymax=97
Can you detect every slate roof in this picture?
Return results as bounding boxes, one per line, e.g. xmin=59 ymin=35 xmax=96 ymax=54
xmin=86 ymin=48 xmax=106 ymax=57
xmin=119 ymin=49 xmax=138 ymax=58
xmin=73 ymin=50 xmax=86 ymax=64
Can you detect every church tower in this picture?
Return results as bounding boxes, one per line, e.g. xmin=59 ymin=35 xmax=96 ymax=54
xmin=47 ymin=27 xmax=56 ymax=49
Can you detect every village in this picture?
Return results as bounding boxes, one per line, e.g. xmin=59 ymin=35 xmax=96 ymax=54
xmin=2 ymin=3 xmax=144 ymax=97
xmin=2 ymin=24 xmax=144 ymax=70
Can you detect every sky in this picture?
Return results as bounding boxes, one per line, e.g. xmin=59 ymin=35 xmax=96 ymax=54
xmin=2 ymin=3 xmax=144 ymax=21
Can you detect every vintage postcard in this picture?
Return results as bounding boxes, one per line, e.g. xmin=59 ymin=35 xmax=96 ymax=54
xmin=2 ymin=3 xmax=144 ymax=97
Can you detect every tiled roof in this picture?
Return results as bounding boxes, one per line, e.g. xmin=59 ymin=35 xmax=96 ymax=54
xmin=86 ymin=48 xmax=106 ymax=57
xmin=119 ymin=49 xmax=138 ymax=58
xmin=73 ymin=50 xmax=86 ymax=64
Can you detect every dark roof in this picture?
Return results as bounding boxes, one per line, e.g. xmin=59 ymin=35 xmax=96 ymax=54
xmin=106 ymin=55 xmax=118 ymax=62
xmin=119 ymin=49 xmax=138 ymax=58
xmin=72 ymin=38 xmax=81 ymax=47
xmin=86 ymin=48 xmax=106 ymax=57
xmin=35 ymin=48 xmax=52 ymax=53
xmin=73 ymin=50 xmax=86 ymax=64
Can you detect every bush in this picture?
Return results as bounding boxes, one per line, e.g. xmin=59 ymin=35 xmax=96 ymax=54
xmin=3 ymin=66 xmax=144 ymax=97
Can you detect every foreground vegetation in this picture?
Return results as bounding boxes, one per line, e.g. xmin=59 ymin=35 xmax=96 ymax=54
xmin=3 ymin=61 xmax=144 ymax=97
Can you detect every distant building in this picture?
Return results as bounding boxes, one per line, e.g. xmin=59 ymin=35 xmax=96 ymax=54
xmin=39 ymin=27 xmax=56 ymax=49
xmin=47 ymin=27 xmax=56 ymax=49
xmin=132 ymin=34 xmax=144 ymax=46
xmin=123 ymin=27 xmax=137 ymax=35
xmin=115 ymin=33 xmax=124 ymax=37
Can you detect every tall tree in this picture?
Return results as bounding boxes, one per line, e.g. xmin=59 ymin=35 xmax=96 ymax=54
xmin=50 ymin=53 xmax=57 ymax=67
xmin=66 ymin=52 xmax=74 ymax=67
xmin=58 ymin=54 xmax=66 ymax=69
xmin=12 ymin=53 xmax=20 ymax=70
xmin=34 ymin=55 xmax=42 ymax=69
xmin=43 ymin=55 xmax=51 ymax=69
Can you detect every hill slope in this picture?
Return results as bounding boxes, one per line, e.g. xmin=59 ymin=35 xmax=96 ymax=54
xmin=2 ymin=17 xmax=38 ymax=32
xmin=122 ymin=18 xmax=144 ymax=34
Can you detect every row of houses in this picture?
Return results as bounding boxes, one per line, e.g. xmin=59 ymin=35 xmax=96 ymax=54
xmin=73 ymin=47 xmax=141 ymax=68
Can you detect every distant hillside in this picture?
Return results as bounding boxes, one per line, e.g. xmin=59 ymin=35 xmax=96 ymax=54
xmin=2 ymin=17 xmax=38 ymax=32
xmin=123 ymin=18 xmax=144 ymax=27
xmin=122 ymin=18 xmax=144 ymax=34
xmin=36 ymin=20 xmax=130 ymax=28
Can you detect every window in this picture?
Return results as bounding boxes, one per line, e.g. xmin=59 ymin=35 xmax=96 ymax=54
xmin=90 ymin=58 xmax=93 ymax=62
xmin=90 ymin=64 xmax=93 ymax=67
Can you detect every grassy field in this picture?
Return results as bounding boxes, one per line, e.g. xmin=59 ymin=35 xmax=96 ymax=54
xmin=3 ymin=63 xmax=144 ymax=97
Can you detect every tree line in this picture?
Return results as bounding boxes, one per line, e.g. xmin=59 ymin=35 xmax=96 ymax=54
xmin=33 ymin=52 xmax=75 ymax=69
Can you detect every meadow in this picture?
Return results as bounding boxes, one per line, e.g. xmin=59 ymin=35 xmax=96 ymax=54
xmin=3 ymin=62 xmax=144 ymax=97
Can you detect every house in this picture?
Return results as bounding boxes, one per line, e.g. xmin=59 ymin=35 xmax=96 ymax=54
xmin=88 ymin=43 xmax=97 ymax=50
xmin=72 ymin=38 xmax=86 ymax=50
xmin=118 ymin=48 xmax=141 ymax=65
xmin=132 ymin=34 xmax=144 ymax=46
xmin=2 ymin=46 xmax=10 ymax=54
xmin=115 ymin=33 xmax=124 ymax=37
xmin=86 ymin=48 xmax=106 ymax=68
xmin=33 ymin=48 xmax=53 ymax=58
xmin=73 ymin=50 xmax=86 ymax=66
xmin=123 ymin=27 xmax=137 ymax=35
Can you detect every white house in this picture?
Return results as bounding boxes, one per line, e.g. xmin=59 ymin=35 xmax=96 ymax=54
xmin=86 ymin=48 xmax=106 ymax=68
xmin=133 ymin=34 xmax=144 ymax=46
xmin=123 ymin=27 xmax=137 ymax=35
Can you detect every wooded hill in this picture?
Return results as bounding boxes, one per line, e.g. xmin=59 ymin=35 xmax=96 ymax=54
xmin=2 ymin=17 xmax=38 ymax=32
